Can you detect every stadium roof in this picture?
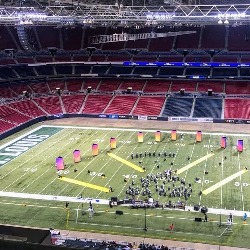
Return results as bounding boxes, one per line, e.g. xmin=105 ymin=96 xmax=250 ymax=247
xmin=0 ymin=0 xmax=249 ymax=26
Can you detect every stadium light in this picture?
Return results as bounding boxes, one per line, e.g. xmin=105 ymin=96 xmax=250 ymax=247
xmin=146 ymin=13 xmax=174 ymax=20
xmin=217 ymin=12 xmax=246 ymax=19
xmin=19 ymin=19 xmax=33 ymax=25
xmin=17 ymin=13 xmax=47 ymax=20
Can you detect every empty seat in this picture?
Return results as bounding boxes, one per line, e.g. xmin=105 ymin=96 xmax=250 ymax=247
xmin=171 ymin=81 xmax=197 ymax=92
xmin=105 ymin=95 xmax=137 ymax=114
xmin=66 ymin=79 xmax=83 ymax=92
xmin=62 ymin=95 xmax=85 ymax=113
xmin=144 ymin=80 xmax=170 ymax=93
xmin=82 ymin=95 xmax=112 ymax=114
xmin=7 ymin=100 xmax=46 ymax=117
xmin=34 ymin=96 xmax=62 ymax=115
xmin=225 ymin=99 xmax=250 ymax=119
xmin=162 ymin=97 xmax=193 ymax=117
xmin=132 ymin=96 xmax=165 ymax=116
xmin=119 ymin=80 xmax=145 ymax=91
xmin=193 ymin=98 xmax=222 ymax=118
xmin=197 ymin=81 xmax=224 ymax=93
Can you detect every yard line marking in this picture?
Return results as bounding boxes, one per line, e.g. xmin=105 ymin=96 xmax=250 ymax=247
xmin=202 ymin=169 xmax=248 ymax=195
xmin=221 ymin=151 xmax=224 ymax=210
xmin=58 ymin=177 xmax=110 ymax=192
xmin=1 ymin=128 xmax=73 ymax=192
xmin=0 ymin=126 xmax=62 ymax=168
xmin=99 ymin=131 xmax=146 ymax=198
xmin=199 ymin=135 xmax=212 ymax=205
xmin=21 ymin=128 xmax=80 ymax=192
xmin=39 ymin=129 xmax=102 ymax=194
xmin=237 ymin=152 xmax=244 ymax=211
xmin=58 ymin=130 xmax=119 ymax=196
xmin=107 ymin=153 xmax=145 ymax=173
xmin=177 ymin=153 xmax=214 ymax=175
xmin=0 ymin=128 xmax=67 ymax=183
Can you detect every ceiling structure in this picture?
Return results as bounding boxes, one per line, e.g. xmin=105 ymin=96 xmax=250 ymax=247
xmin=0 ymin=0 xmax=249 ymax=26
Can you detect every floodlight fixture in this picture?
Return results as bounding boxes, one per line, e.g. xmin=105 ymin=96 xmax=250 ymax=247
xmin=146 ymin=12 xmax=174 ymax=20
xmin=217 ymin=12 xmax=246 ymax=19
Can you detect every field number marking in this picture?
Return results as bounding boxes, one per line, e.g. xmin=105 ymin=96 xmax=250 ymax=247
xmin=204 ymin=180 xmax=213 ymax=184
xmin=89 ymin=172 xmax=104 ymax=177
xmin=120 ymin=141 xmax=131 ymax=144
xmin=235 ymin=182 xmax=250 ymax=187
xmin=57 ymin=170 xmax=70 ymax=175
xmin=147 ymin=142 xmax=157 ymax=145
xmin=123 ymin=174 xmax=137 ymax=179
xmin=202 ymin=169 xmax=248 ymax=195
xmin=93 ymin=139 xmax=104 ymax=143
xmin=24 ymin=168 xmax=37 ymax=173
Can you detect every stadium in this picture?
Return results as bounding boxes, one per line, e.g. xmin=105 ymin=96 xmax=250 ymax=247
xmin=1 ymin=0 xmax=250 ymax=249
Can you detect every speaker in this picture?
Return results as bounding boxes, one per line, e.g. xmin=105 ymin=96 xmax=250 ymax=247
xmin=87 ymin=86 xmax=92 ymax=93
xmin=23 ymin=90 xmax=30 ymax=98
xmin=194 ymin=205 xmax=200 ymax=211
xmin=201 ymin=207 xmax=208 ymax=214
xmin=127 ymin=87 xmax=132 ymax=94
xmin=111 ymin=197 xmax=118 ymax=202
xmin=208 ymin=89 xmax=213 ymax=96
xmin=194 ymin=217 xmax=202 ymax=222
xmin=116 ymin=210 xmax=123 ymax=215
xmin=56 ymin=87 xmax=61 ymax=96
xmin=109 ymin=201 xmax=113 ymax=208
xmin=180 ymin=88 xmax=185 ymax=96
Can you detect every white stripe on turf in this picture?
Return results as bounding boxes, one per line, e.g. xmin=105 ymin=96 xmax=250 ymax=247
xmin=41 ymin=124 xmax=250 ymax=137
xmin=0 ymin=191 xmax=109 ymax=204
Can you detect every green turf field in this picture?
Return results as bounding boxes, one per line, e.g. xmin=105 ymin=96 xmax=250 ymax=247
xmin=0 ymin=124 xmax=250 ymax=248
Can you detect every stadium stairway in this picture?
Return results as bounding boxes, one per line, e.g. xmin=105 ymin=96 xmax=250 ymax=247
xmin=102 ymin=95 xmax=116 ymax=114
xmin=62 ymin=95 xmax=85 ymax=114
xmin=78 ymin=95 xmax=89 ymax=114
xmin=59 ymin=96 xmax=66 ymax=113
xmin=105 ymin=95 xmax=138 ymax=115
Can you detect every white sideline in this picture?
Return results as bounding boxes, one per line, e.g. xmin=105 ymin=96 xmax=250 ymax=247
xmin=41 ymin=124 xmax=250 ymax=137
xmin=0 ymin=190 xmax=248 ymax=219
xmin=0 ymin=191 xmax=109 ymax=205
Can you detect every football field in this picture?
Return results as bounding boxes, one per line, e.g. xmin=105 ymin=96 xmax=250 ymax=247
xmin=0 ymin=124 xmax=250 ymax=247
xmin=0 ymin=125 xmax=250 ymax=210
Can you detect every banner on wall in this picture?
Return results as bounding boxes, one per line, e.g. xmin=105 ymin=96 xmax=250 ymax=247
xmin=138 ymin=115 xmax=148 ymax=120
xmin=109 ymin=114 xmax=118 ymax=119
xmin=98 ymin=114 xmax=107 ymax=118
xmin=168 ymin=117 xmax=213 ymax=123
xmin=147 ymin=116 xmax=158 ymax=120
xmin=127 ymin=115 xmax=138 ymax=120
